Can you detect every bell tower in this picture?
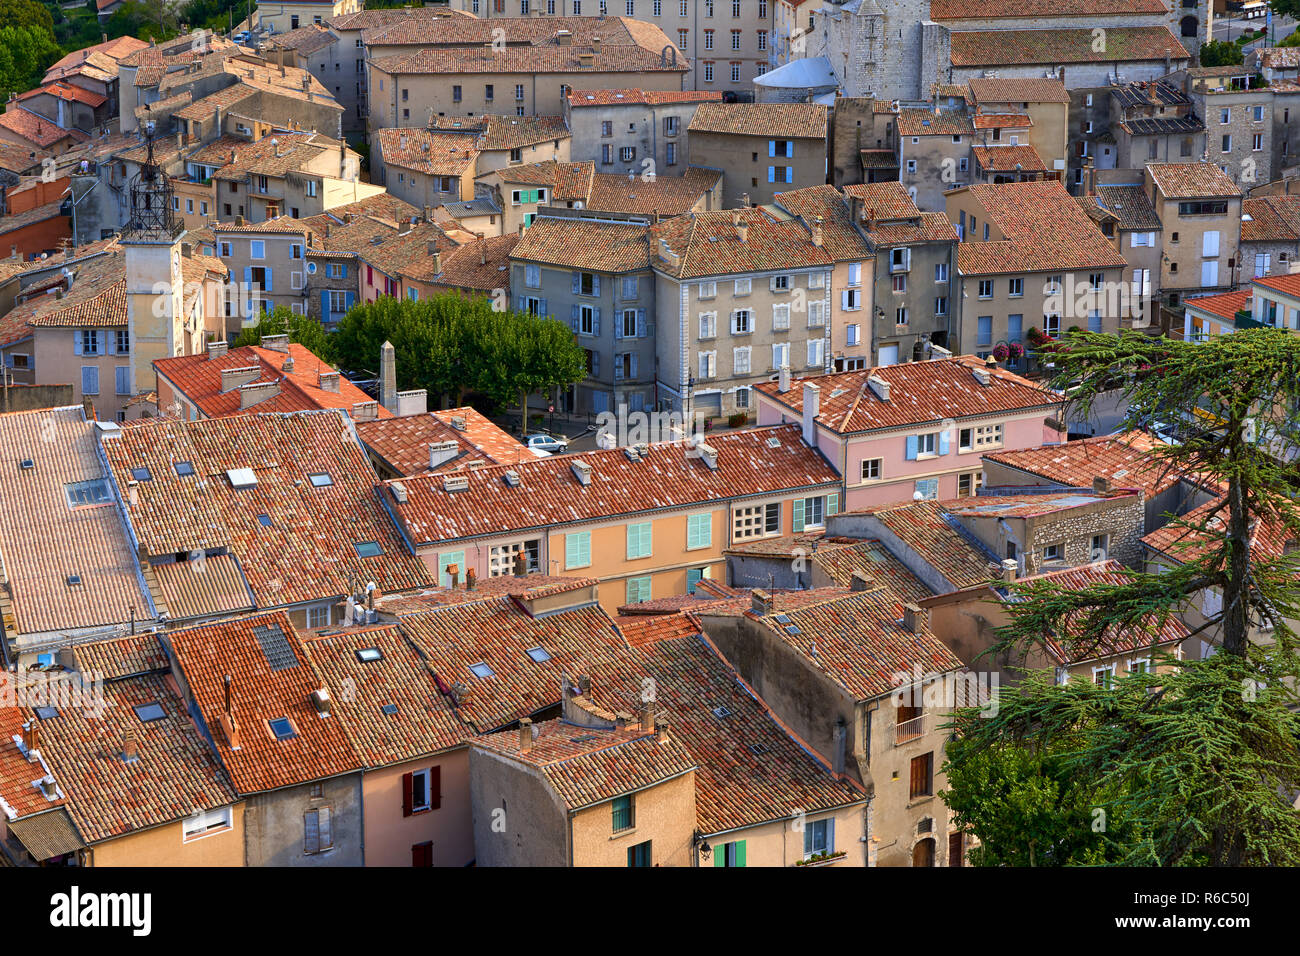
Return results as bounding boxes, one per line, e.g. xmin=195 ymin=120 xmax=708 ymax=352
xmin=121 ymin=120 xmax=186 ymax=398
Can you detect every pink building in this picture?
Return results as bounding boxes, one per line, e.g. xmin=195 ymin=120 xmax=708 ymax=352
xmin=755 ymin=356 xmax=1064 ymax=511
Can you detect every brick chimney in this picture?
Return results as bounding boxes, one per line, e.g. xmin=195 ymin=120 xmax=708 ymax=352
xmin=901 ymin=603 xmax=927 ymax=634
xmin=639 ymin=699 xmax=656 ymax=733
xmin=518 ymin=717 xmax=533 ymax=752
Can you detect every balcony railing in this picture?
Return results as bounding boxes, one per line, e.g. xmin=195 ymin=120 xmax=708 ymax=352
xmin=894 ymin=713 xmax=926 ymax=745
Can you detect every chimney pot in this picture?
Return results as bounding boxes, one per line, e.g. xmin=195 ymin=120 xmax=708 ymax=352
xmin=1092 ymin=476 xmax=1113 ymax=495
xmin=518 ymin=717 xmax=533 ymax=751
xmin=850 ymin=570 xmax=873 ymax=592
xmin=901 ymin=603 xmax=927 ymax=634
xmin=640 ymin=700 xmax=656 ymax=733
xmin=1000 ymin=558 xmax=1018 ymax=582
xmin=751 ymin=588 xmax=772 ymax=616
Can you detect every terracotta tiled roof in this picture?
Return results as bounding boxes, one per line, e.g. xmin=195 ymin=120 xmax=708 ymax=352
xmin=1092 ymin=184 xmax=1163 ymax=231
xmin=45 ymin=36 xmax=148 ymax=77
xmin=587 ymin=166 xmax=722 ymax=217
xmin=842 ymin=183 xmax=959 ymax=246
xmin=356 ymin=406 xmax=531 ymax=477
xmin=491 ymin=160 xmax=595 ymax=201
xmin=984 ymin=431 xmax=1185 ymax=498
xmin=688 ymin=102 xmax=827 ymax=139
xmin=949 ymin=27 xmax=1190 ymax=68
xmin=261 ymin=24 xmax=338 ymax=56
xmin=102 ymin=411 xmax=431 ymax=608
xmin=0 ymin=246 xmax=127 ymax=347
xmin=330 ymin=5 xmax=471 ymax=30
xmin=0 ymin=707 xmax=66 ymax=820
xmin=569 ymin=88 xmax=723 ymax=108
xmin=956 ymin=180 xmax=1128 ymax=275
xmin=1184 ymin=287 xmax=1252 ymax=321
xmin=940 ymin=489 xmax=1139 ymax=519
xmin=474 ymin=720 xmax=696 ymax=810
xmin=153 ymin=343 xmax=389 ymax=419
xmin=299 ymin=623 xmax=467 ymax=767
xmin=1147 ymin=162 xmax=1241 ymax=199
xmin=584 ymin=632 xmax=866 ymax=835
xmin=853 ymin=500 xmax=1000 ymax=590
xmin=17 ymin=82 xmax=107 ymax=108
xmin=377 ymin=575 xmax=601 ymax=614
xmin=34 ymin=675 xmax=237 ymax=844
xmin=209 ymin=131 xmax=342 ymax=180
xmin=0 ymin=108 xmax=89 ymax=148
xmin=400 ymin=233 xmax=519 ymax=292
xmin=773 ymin=184 xmax=875 ymax=262
xmin=426 ymin=114 xmax=570 ymax=151
xmin=371 ymin=17 xmax=687 ymax=76
xmin=385 ymin=424 xmax=840 ymax=545
xmin=966 ymin=76 xmax=1071 ymax=104
xmin=394 ymin=594 xmax=632 ymax=733
xmin=0 ymin=141 xmax=45 ymax=174
xmin=168 ymin=611 xmax=365 ymax=793
xmin=811 ymin=541 xmax=932 ymax=603
xmin=755 ymin=356 xmax=1058 ymax=435
xmin=376 ymin=127 xmax=479 ymax=177
xmin=1255 ymin=271 xmax=1300 ymax=299
xmin=153 ymin=553 xmax=256 ymax=622
xmin=0 ymin=406 xmax=151 ymax=637
xmin=1242 ymin=195 xmax=1300 ymax=243
xmin=70 ymin=634 xmax=168 ymax=681
xmin=652 ymin=206 xmax=833 ymax=279
xmin=932 ymin=0 xmax=1166 ymax=15
xmin=511 ymin=216 xmax=650 ymax=272
xmin=971 ymin=113 xmax=1032 ymax=130
xmin=990 ymin=560 xmax=1190 ymax=665
xmin=972 ymin=143 xmax=1046 ymax=172
xmin=0 ymin=200 xmax=68 ymax=237
xmin=896 ymin=108 xmax=974 ymax=137
xmin=1142 ymin=497 xmax=1295 ymax=566
xmin=750 ymin=588 xmax=963 ymax=700
xmin=617 ymin=612 xmax=707 ymax=644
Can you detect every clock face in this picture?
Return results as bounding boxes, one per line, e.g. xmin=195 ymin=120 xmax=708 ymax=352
xmin=173 ymin=249 xmax=181 ymax=273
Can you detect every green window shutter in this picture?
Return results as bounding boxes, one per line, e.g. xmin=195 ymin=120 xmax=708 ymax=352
xmin=688 ymin=514 xmax=711 ymax=550
xmin=793 ymin=497 xmax=806 ymax=533
xmin=827 ymin=493 xmax=839 ymax=517
xmin=736 ymin=840 xmax=746 ymax=867
xmin=714 ymin=845 xmax=726 ymax=867
xmin=566 ymin=532 xmax=590 ymax=568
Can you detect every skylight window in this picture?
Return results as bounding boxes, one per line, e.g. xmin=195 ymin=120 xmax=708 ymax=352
xmin=356 ymin=648 xmax=383 ymax=663
xmin=381 ymin=704 xmax=398 ymax=716
xmin=268 ymin=717 xmax=296 ymax=740
xmin=66 ymin=574 xmax=82 ymax=587
xmin=308 ymin=472 xmax=334 ymax=488
xmin=19 ymin=459 xmax=34 ymax=470
xmin=354 ymin=541 xmax=383 ymax=557
xmin=173 ymin=461 xmax=195 ymax=477
xmin=65 ymin=479 xmax=110 ymax=508
xmin=468 ymin=662 xmax=495 ymax=679
xmin=131 ymin=467 xmax=152 ymax=482
xmin=227 ymin=467 xmax=258 ymax=489
xmin=257 ymin=513 xmax=273 ymax=527
xmin=134 ymin=702 xmax=166 ymax=722
xmin=712 ymin=706 xmax=733 ymax=720
xmin=525 ymin=646 xmax=551 ymax=663
xmin=34 ymin=707 xmax=58 ymax=720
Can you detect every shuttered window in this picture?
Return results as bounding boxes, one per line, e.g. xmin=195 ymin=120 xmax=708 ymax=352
xmin=909 ymin=752 xmax=934 ymax=799
xmin=304 ymin=807 xmax=333 ymax=854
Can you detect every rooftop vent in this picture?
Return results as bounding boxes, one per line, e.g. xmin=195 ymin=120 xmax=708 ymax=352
xmin=443 ymin=474 xmax=469 ymax=492
xmin=503 ymin=470 xmax=521 ymax=487
xmin=571 ymin=460 xmax=593 ymax=485
xmin=450 ymin=415 xmax=467 ymax=431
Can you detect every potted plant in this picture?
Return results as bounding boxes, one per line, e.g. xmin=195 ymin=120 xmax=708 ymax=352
xmin=992 ymin=343 xmax=1010 ymax=363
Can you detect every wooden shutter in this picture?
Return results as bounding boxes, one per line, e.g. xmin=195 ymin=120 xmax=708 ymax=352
xmin=735 ymin=839 xmax=746 ymax=867
xmin=909 ymin=756 xmax=924 ymax=798
xmin=402 ymin=771 xmax=413 ymax=817
xmin=905 ymin=435 xmax=919 ymax=460
xmin=430 ymin=766 xmax=441 ymax=810
xmin=304 ymin=810 xmax=320 ymax=854
xmin=319 ymin=807 xmax=332 ymax=849
xmin=793 ymin=497 xmax=805 ymax=533
xmin=948 ymin=832 xmax=964 ymax=868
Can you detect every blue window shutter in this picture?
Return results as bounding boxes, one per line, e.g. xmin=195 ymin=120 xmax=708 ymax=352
xmin=570 ymin=304 xmax=580 ymax=330
xmin=344 ymin=291 xmax=355 ymax=309
xmin=106 ymin=332 xmax=115 ymax=356
xmin=572 ymin=272 xmax=580 ymax=294
xmin=827 ymin=493 xmax=839 ymax=516
xmin=768 ymin=140 xmax=775 ymax=157
xmin=767 ymin=166 xmax=775 ymax=183
xmin=73 ymin=333 xmax=82 ymax=356
xmin=593 ymin=308 xmax=600 ymax=337
xmin=905 ymin=435 xmax=919 ymax=460
xmin=340 ymin=265 xmax=347 ymax=278
xmin=115 ymin=366 xmax=130 ymax=395
xmin=687 ymin=567 xmax=703 ymax=594
xmin=636 ymin=309 xmax=646 ymax=337
xmin=539 ymin=298 xmax=548 ymax=315
xmin=793 ymin=497 xmax=806 ymax=533
xmin=264 ymin=267 xmax=273 ymax=293
xmin=939 ymin=430 xmax=950 ymax=455
xmin=81 ymin=366 xmax=98 ymax=395
xmin=321 ymin=289 xmax=330 ymax=317
xmin=517 ymin=295 xmax=526 ymax=311
xmin=630 ymin=353 xmax=638 ymax=377
xmin=592 ymin=275 xmax=601 ymax=297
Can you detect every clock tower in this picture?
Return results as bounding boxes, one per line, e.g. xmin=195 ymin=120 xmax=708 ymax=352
xmin=122 ymin=120 xmax=187 ymax=400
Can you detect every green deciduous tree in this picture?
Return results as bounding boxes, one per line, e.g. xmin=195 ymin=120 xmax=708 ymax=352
xmin=1200 ymin=39 xmax=1245 ymax=67
xmin=943 ymin=328 xmax=1300 ymax=866
xmin=233 ymin=306 xmax=332 ymax=359
xmin=330 ymin=293 xmax=586 ymax=416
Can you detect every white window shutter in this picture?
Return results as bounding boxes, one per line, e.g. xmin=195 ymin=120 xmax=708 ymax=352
xmin=1202 ymin=231 xmax=1220 ymax=257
